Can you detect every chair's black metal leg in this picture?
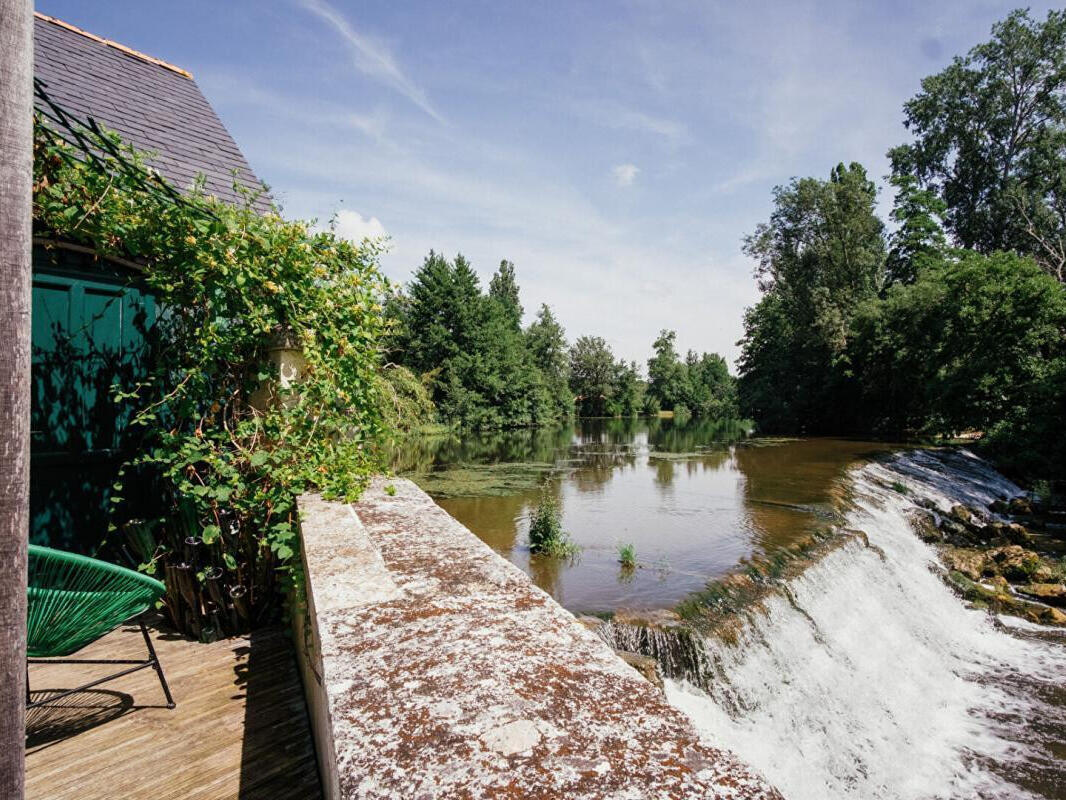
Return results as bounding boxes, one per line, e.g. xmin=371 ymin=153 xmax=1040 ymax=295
xmin=139 ymin=618 xmax=175 ymax=709
xmin=25 ymin=662 xmax=30 ymax=706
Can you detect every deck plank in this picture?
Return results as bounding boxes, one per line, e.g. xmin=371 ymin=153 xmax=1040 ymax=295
xmin=26 ymin=622 xmax=322 ymax=800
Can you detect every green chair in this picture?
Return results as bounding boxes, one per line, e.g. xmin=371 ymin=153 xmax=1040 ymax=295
xmin=26 ymin=544 xmax=175 ymax=709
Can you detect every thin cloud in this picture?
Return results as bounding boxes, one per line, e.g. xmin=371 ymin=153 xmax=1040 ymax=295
xmin=299 ymin=0 xmax=445 ymax=124
xmin=612 ymin=163 xmax=640 ymax=187
xmin=200 ymin=72 xmax=396 ymax=147
xmin=575 ymin=99 xmax=688 ymax=144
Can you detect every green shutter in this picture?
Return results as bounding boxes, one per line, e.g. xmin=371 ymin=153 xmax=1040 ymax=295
xmin=30 ymin=245 xmax=154 ymax=552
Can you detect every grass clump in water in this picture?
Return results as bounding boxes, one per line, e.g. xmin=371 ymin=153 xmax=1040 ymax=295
xmin=528 ymin=493 xmax=578 ymax=557
xmin=618 ymin=543 xmax=637 ymax=568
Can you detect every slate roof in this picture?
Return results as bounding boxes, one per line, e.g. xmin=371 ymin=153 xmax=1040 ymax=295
xmin=33 ymin=13 xmax=271 ymax=212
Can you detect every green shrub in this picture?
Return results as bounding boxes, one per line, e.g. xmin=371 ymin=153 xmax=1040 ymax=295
xmin=34 ymin=114 xmax=389 ymax=637
xmin=528 ymin=493 xmax=577 ymax=557
xmin=618 ymin=543 xmax=636 ymax=568
xmin=376 ymin=364 xmax=437 ymax=433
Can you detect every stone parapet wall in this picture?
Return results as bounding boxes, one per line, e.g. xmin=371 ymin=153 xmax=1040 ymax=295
xmin=294 ymin=478 xmax=780 ymax=799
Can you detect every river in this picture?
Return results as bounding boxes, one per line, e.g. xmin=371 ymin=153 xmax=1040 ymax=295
xmin=395 ymin=418 xmax=1066 ymax=799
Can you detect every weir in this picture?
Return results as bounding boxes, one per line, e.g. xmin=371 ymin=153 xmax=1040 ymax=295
xmin=608 ymin=450 xmax=1066 ymax=800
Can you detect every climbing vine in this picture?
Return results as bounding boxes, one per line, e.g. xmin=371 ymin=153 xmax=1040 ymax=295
xmin=33 ymin=113 xmax=389 ymax=638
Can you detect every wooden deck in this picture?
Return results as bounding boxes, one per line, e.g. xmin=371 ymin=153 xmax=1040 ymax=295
xmin=25 ymin=621 xmax=322 ymax=800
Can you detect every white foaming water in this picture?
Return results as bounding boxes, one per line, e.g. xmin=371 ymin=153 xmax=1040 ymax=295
xmin=666 ymin=450 xmax=1066 ymax=800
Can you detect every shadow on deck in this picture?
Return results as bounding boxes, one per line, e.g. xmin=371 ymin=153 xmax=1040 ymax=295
xmin=26 ymin=620 xmax=322 ymax=800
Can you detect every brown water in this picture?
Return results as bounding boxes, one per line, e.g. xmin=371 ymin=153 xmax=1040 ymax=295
xmin=396 ymin=418 xmax=895 ymax=614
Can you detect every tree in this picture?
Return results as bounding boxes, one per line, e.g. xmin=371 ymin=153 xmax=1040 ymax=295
xmin=390 ymin=253 xmax=557 ymax=428
xmin=489 ymin=259 xmax=522 ymax=331
xmin=525 ymin=304 xmax=572 ymax=418
xmin=569 ymin=336 xmax=617 ymax=416
xmin=682 ymin=351 xmax=738 ymax=418
xmin=886 ymin=174 xmax=947 ymax=285
xmin=398 ymin=251 xmax=484 ymax=374
xmin=848 ymin=249 xmax=1066 ymax=449
xmin=739 ymin=163 xmax=886 ymax=430
xmin=0 ymin=1 xmax=31 ymax=794
xmin=609 ymin=360 xmax=644 ymax=417
xmin=737 ymin=293 xmax=798 ymax=430
xmin=646 ymin=329 xmax=685 ymax=410
xmin=890 ymin=9 xmax=1066 ymax=280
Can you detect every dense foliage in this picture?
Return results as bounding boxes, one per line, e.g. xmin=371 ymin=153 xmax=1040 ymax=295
xmin=646 ymin=329 xmax=737 ymax=418
xmin=34 ymin=117 xmax=389 ymax=637
xmin=738 ymin=9 xmax=1066 ymax=485
xmin=387 ymin=251 xmax=739 ymax=426
xmin=738 ymin=163 xmax=886 ymax=431
xmin=567 ymin=335 xmax=645 ymax=417
xmin=526 ymin=304 xmax=574 ymax=419
xmin=890 ymin=9 xmax=1066 ymax=281
xmin=387 ymin=252 xmax=561 ymax=428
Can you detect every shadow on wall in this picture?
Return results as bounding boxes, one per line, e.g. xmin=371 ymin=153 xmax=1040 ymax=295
xmin=31 ymin=245 xmax=156 ymax=556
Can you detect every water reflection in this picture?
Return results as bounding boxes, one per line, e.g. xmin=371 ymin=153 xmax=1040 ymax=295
xmin=397 ymin=419 xmax=895 ymax=613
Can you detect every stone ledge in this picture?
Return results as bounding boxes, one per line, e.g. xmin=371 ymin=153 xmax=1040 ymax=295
xmin=296 ymin=478 xmax=780 ymax=800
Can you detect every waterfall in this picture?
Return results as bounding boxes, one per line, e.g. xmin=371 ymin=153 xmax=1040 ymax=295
xmin=661 ymin=450 xmax=1066 ymax=800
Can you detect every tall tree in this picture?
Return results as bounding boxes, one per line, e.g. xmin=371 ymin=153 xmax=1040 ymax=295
xmin=0 ymin=0 xmax=31 ymax=794
xmin=609 ymin=360 xmax=644 ymax=417
xmin=739 ymin=163 xmax=886 ymax=430
xmin=682 ymin=351 xmax=738 ymax=418
xmin=886 ymin=174 xmax=947 ymax=285
xmin=399 ymin=251 xmax=484 ymax=374
xmin=646 ymin=329 xmax=685 ymax=411
xmin=391 ymin=252 xmax=556 ymax=428
xmin=525 ymin=304 xmax=572 ymax=417
xmin=890 ymin=9 xmax=1066 ymax=280
xmin=489 ymin=259 xmax=522 ymax=331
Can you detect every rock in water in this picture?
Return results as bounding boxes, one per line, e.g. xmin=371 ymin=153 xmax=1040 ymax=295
xmin=941 ymin=547 xmax=988 ymax=581
xmin=989 ymin=545 xmax=1041 ymax=582
xmin=1009 ymin=496 xmax=1033 ymax=515
xmin=1017 ymin=583 xmax=1066 ymax=607
xmin=951 ymin=505 xmax=975 ymax=525
xmin=616 ymin=650 xmax=665 ymax=690
xmin=907 ymin=509 xmax=941 ymax=543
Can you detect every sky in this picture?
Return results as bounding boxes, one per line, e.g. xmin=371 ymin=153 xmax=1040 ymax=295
xmin=38 ymin=0 xmax=1063 ymax=369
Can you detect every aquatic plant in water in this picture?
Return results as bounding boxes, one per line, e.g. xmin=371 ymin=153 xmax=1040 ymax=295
xmin=410 ymin=462 xmax=558 ymax=498
xmin=528 ymin=493 xmax=578 ymax=557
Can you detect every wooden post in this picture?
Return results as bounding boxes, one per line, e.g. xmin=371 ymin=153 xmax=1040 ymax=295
xmin=0 ymin=0 xmax=33 ymax=796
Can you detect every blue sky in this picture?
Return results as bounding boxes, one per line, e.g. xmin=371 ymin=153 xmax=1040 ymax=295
xmin=38 ymin=0 xmax=1061 ymax=368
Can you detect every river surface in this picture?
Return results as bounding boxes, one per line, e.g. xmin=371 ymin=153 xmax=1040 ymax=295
xmin=396 ymin=417 xmax=894 ymax=612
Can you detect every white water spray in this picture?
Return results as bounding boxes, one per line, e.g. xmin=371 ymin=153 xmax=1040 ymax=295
xmin=666 ymin=450 xmax=1066 ymax=800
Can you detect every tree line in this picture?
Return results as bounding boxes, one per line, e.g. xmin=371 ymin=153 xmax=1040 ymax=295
xmin=382 ymin=252 xmax=738 ymax=429
xmin=738 ymin=8 xmax=1066 ymax=482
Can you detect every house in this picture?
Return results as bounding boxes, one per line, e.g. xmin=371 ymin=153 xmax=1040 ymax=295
xmin=31 ymin=12 xmax=269 ymax=551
